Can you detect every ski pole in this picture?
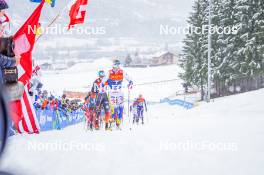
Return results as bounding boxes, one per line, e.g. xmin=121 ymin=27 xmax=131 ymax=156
xmin=128 ymin=88 xmax=131 ymax=124
xmin=144 ymin=100 xmax=149 ymax=124
xmin=146 ymin=110 xmax=149 ymax=124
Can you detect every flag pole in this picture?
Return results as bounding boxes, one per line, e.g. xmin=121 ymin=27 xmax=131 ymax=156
xmin=35 ymin=13 xmax=60 ymax=42
xmin=36 ymin=0 xmax=75 ymax=42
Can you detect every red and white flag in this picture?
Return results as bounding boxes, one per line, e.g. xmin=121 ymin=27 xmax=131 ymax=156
xmin=10 ymin=1 xmax=45 ymax=134
xmin=68 ymin=0 xmax=88 ymax=29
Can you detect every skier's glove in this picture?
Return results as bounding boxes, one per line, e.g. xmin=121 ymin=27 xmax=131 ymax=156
xmin=128 ymin=81 xmax=133 ymax=89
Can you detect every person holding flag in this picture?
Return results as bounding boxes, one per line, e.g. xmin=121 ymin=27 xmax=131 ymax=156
xmin=10 ymin=0 xmax=46 ymax=134
xmin=0 ymin=0 xmax=21 ymax=84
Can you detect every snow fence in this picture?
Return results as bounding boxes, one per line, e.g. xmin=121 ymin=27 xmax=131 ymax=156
xmin=160 ymin=98 xmax=194 ymax=109
xmin=8 ymin=109 xmax=84 ymax=136
xmin=36 ymin=109 xmax=84 ymax=131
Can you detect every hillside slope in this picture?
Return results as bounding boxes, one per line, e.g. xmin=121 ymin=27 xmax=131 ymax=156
xmin=1 ymin=89 xmax=264 ymax=175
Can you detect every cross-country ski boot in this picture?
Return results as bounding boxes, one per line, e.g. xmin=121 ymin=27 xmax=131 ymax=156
xmin=105 ymin=123 xmax=112 ymax=131
xmin=89 ymin=122 xmax=93 ymax=131
xmin=116 ymin=119 xmax=122 ymax=130
xmin=95 ymin=120 xmax=100 ymax=130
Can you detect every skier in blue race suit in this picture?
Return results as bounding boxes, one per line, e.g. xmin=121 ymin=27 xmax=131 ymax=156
xmin=107 ymin=60 xmax=133 ymax=129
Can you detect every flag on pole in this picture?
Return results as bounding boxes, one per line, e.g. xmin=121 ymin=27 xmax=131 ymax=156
xmin=10 ymin=0 xmax=45 ymax=134
xmin=30 ymin=0 xmax=56 ymax=7
xmin=68 ymin=0 xmax=88 ymax=29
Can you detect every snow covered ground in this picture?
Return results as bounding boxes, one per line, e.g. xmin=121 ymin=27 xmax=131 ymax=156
xmin=0 ymin=62 xmax=263 ymax=175
xmin=1 ymin=88 xmax=264 ymax=175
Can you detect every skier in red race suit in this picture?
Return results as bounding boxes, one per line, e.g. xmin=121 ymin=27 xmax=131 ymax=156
xmin=91 ymin=70 xmax=111 ymax=130
xmin=83 ymin=92 xmax=97 ymax=130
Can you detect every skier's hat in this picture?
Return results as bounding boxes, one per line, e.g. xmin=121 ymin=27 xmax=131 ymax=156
xmin=98 ymin=70 xmax=105 ymax=77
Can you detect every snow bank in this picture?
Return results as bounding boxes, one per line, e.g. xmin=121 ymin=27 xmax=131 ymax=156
xmin=1 ymin=89 xmax=263 ymax=175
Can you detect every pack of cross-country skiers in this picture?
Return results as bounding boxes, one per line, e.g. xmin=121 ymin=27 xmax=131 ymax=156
xmin=82 ymin=60 xmax=148 ymax=131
